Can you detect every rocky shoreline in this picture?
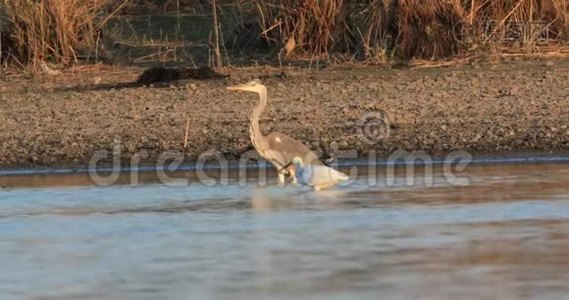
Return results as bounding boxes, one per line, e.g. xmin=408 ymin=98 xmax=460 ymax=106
xmin=1 ymin=58 xmax=568 ymax=169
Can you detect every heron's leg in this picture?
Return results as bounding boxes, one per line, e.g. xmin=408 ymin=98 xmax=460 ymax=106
xmin=278 ymin=172 xmax=286 ymax=186
xmin=290 ymin=175 xmax=298 ymax=185
xmin=286 ymin=165 xmax=297 ymax=185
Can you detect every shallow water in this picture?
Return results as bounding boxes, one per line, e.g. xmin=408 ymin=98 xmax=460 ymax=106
xmin=1 ymin=162 xmax=569 ymax=300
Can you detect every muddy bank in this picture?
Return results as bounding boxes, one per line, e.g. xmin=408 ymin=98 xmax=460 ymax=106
xmin=1 ymin=58 xmax=569 ymax=169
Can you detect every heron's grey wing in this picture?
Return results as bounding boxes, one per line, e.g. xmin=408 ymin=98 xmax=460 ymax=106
xmin=264 ymin=149 xmax=288 ymax=170
xmin=266 ymin=132 xmax=324 ymax=166
xmin=302 ymin=150 xmax=325 ymax=166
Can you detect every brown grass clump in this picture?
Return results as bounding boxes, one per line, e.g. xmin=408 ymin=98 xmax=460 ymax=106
xmin=2 ymin=0 xmax=569 ymax=69
xmin=254 ymin=0 xmax=467 ymax=60
xmin=394 ymin=0 xmax=465 ymax=59
xmin=337 ymin=0 xmax=392 ymax=62
xmin=3 ymin=0 xmax=128 ymax=71
xmin=252 ymin=0 xmax=569 ymax=61
xmin=255 ymin=0 xmax=343 ymax=57
xmin=468 ymin=0 xmax=569 ymax=47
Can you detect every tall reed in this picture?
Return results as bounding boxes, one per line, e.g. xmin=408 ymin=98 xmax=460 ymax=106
xmin=255 ymin=0 xmax=343 ymax=57
xmin=253 ymin=0 xmax=569 ymax=60
xmin=3 ymin=0 xmax=127 ymax=70
xmin=3 ymin=0 xmax=569 ymax=69
xmin=467 ymin=0 xmax=569 ymax=45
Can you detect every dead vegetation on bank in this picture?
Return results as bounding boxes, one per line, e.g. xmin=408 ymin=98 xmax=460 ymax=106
xmin=1 ymin=0 xmax=569 ymax=73
xmin=1 ymin=0 xmax=128 ymax=72
xmin=254 ymin=0 xmax=569 ymax=61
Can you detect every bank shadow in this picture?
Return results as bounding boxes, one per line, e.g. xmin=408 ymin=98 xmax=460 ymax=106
xmin=54 ymin=66 xmax=231 ymax=93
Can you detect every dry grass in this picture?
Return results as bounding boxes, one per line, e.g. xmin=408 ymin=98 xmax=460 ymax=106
xmin=255 ymin=0 xmax=343 ymax=57
xmin=2 ymin=0 xmax=569 ymax=71
xmin=3 ymin=0 xmax=128 ymax=71
xmin=122 ymin=0 xmax=209 ymax=14
xmin=395 ymin=0 xmax=465 ymax=59
xmin=252 ymin=0 xmax=569 ymax=60
xmin=336 ymin=0 xmax=392 ymax=62
xmin=468 ymin=0 xmax=569 ymax=46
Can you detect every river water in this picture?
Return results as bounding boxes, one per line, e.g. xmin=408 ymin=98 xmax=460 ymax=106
xmin=1 ymin=161 xmax=569 ymax=300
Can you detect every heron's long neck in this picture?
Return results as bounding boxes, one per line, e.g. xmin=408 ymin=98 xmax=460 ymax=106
xmin=250 ymin=87 xmax=268 ymax=151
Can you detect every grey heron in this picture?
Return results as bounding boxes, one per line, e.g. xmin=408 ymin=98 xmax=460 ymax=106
xmin=226 ymin=79 xmax=323 ymax=184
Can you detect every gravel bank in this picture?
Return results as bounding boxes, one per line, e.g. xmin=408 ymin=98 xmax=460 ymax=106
xmin=1 ymin=58 xmax=568 ymax=168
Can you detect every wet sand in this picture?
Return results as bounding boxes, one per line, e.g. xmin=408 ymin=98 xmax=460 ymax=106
xmin=0 ymin=58 xmax=568 ymax=168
